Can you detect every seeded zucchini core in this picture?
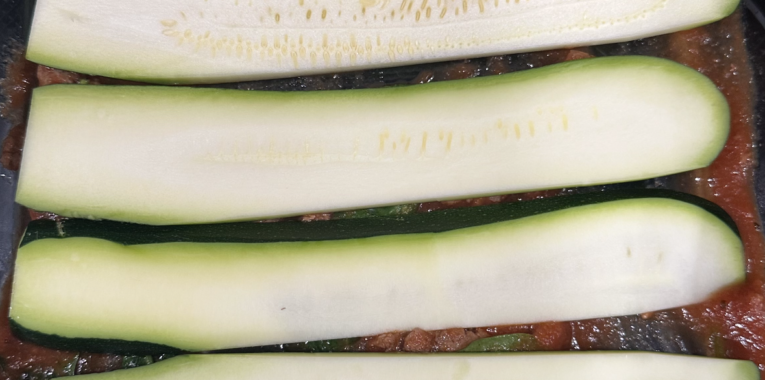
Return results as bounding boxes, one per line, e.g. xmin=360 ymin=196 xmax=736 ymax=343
xmin=15 ymin=56 xmax=730 ymax=225
xmin=26 ymin=0 xmax=740 ymax=83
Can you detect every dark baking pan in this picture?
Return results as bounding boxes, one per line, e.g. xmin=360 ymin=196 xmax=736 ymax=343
xmin=0 ymin=0 xmax=764 ymax=376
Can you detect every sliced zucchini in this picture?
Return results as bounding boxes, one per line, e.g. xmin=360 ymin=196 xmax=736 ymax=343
xmin=10 ymin=196 xmax=745 ymax=352
xmin=17 ymin=189 xmax=738 ymax=247
xmin=15 ymin=56 xmax=730 ymax=225
xmin=26 ymin=0 xmax=739 ymax=83
xmin=51 ymin=353 xmax=761 ymax=380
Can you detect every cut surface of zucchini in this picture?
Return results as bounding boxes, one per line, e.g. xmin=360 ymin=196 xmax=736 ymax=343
xmin=10 ymin=197 xmax=745 ymax=352
xmin=61 ymin=353 xmax=760 ymax=380
xmin=15 ymin=56 xmax=730 ymax=225
xmin=26 ymin=0 xmax=739 ymax=83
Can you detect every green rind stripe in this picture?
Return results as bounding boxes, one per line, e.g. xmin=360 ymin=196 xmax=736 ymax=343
xmin=20 ymin=189 xmax=739 ymax=247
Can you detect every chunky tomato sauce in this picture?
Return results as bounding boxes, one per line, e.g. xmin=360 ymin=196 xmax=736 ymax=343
xmin=0 ymin=9 xmax=764 ymax=380
xmin=661 ymin=15 xmax=765 ymax=369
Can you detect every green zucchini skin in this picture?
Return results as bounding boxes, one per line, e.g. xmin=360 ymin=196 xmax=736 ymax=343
xmin=20 ymin=189 xmax=738 ymax=247
xmin=41 ymin=353 xmax=761 ymax=380
xmin=9 ymin=322 xmax=181 ymax=356
xmin=10 ymin=190 xmax=744 ymax=354
xmin=461 ymin=334 xmax=541 ymax=352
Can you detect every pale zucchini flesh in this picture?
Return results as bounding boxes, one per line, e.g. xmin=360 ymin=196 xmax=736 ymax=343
xmin=63 ymin=353 xmax=760 ymax=380
xmin=9 ymin=198 xmax=745 ymax=351
xmin=15 ymin=56 xmax=730 ymax=225
xmin=26 ymin=0 xmax=740 ymax=83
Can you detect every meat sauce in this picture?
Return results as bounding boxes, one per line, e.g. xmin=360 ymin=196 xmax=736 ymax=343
xmin=0 ymin=9 xmax=764 ymax=380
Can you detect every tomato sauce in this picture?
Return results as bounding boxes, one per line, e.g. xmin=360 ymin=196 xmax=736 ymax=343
xmin=662 ymin=13 xmax=765 ymax=370
xmin=357 ymin=11 xmax=765 ymax=378
xmin=0 ymin=8 xmax=764 ymax=379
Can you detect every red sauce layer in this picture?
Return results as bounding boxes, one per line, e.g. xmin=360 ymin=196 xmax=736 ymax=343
xmin=664 ymin=14 xmax=765 ymax=371
xmin=0 ymin=10 xmax=763 ymax=379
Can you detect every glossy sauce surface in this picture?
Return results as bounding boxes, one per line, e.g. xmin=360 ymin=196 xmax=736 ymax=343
xmin=0 ymin=9 xmax=763 ymax=379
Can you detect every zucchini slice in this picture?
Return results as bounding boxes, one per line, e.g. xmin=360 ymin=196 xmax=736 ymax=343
xmin=45 ymin=353 xmax=761 ymax=380
xmin=26 ymin=0 xmax=739 ymax=83
xmin=15 ymin=56 xmax=730 ymax=225
xmin=18 ymin=189 xmax=739 ymax=246
xmin=10 ymin=196 xmax=745 ymax=353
